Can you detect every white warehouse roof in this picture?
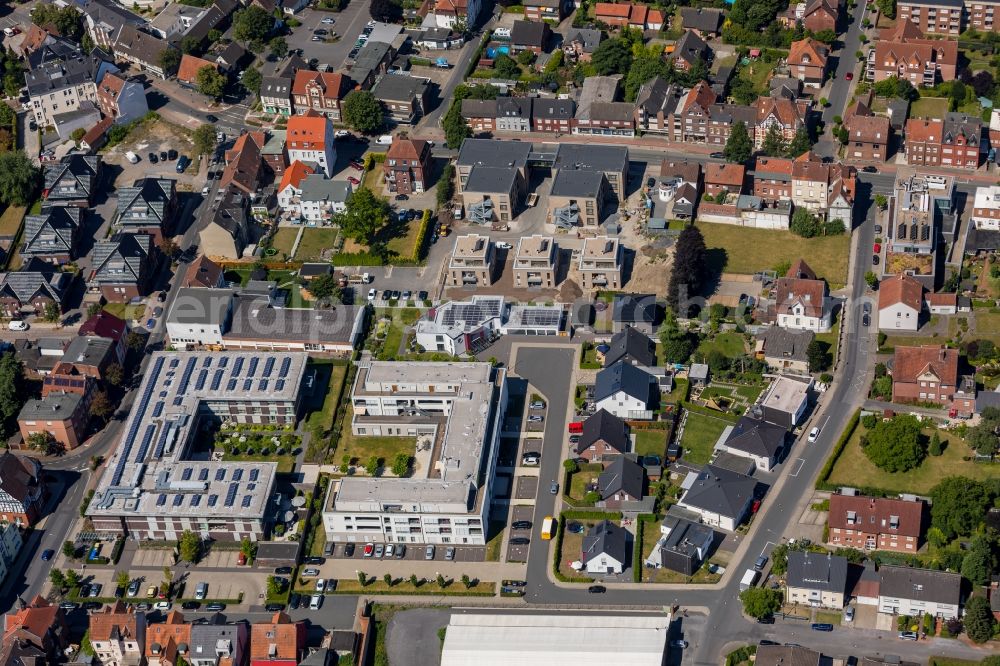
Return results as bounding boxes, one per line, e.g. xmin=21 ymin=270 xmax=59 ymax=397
xmin=440 ymin=613 xmax=670 ymax=666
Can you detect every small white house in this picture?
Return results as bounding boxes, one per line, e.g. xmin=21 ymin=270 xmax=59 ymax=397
xmin=299 ymin=176 xmax=352 ymax=224
xmin=877 ymin=274 xmax=922 ymax=332
xmin=593 ymin=362 xmax=656 ymax=420
xmin=581 ymin=520 xmax=629 ymax=575
xmin=877 ymin=566 xmax=962 ymax=619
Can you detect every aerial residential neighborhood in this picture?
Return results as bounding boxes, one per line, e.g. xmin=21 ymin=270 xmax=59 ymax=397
xmin=0 ymin=0 xmax=999 ymax=664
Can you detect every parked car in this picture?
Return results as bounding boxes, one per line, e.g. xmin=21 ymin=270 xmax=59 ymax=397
xmin=395 ymin=544 xmax=406 ymax=559
xmin=670 ymin=640 xmax=689 ymax=649
xmin=530 ymin=401 xmax=545 ymax=409
xmin=512 ymin=520 xmax=532 ymax=529
xmin=710 ymin=152 xmax=725 ymax=159
xmin=322 ymin=17 xmax=335 ymax=23
xmin=348 ymin=176 xmax=360 ymax=185
xmin=363 ymin=543 xmax=374 ymax=558
xmin=324 ymin=542 xmax=335 ymax=557
xmin=148 ymin=152 xmax=158 ymax=163
xmin=811 ymin=623 xmax=833 ymax=632
xmin=159 ymin=151 xmax=168 ymax=161
xmin=509 ymin=537 xmax=530 ymax=545
xmin=550 ymin=481 xmax=559 ymax=494
xmin=168 ymin=149 xmax=178 ymax=161
xmin=7 ymin=320 xmax=28 ymax=331
xmin=127 ymin=580 xmax=140 ymax=596
xmin=527 ymin=415 xmax=544 ymax=423
xmin=402 ymin=290 xmax=412 ymax=301
xmin=374 ymin=544 xmax=384 ymax=558
xmin=155 ymin=601 xmax=172 ymax=611
xmin=344 ymin=543 xmax=355 ymax=557
xmin=845 ymin=72 xmax=853 ymax=80
xmin=496 ymin=241 xmax=512 ymax=250
xmin=274 ymin=566 xmax=292 ymax=575
xmin=315 ymin=579 xmax=326 ymax=593
xmin=898 ymin=631 xmax=918 ymax=640
xmin=304 ymin=556 xmax=324 ymax=565
xmin=59 ymin=602 xmax=79 ymax=610
xmin=309 ymin=594 xmax=323 ymax=610
xmin=874 ymin=224 xmax=883 ymax=234
xmin=754 ymin=556 xmax=768 ymax=571
xmin=567 ymin=522 xmax=585 ymax=534
xmin=425 ymin=545 xmax=436 ymax=560
xmin=808 ymin=427 xmax=820 ymax=443
xmin=872 ymin=255 xmax=880 ymax=265
xmin=303 ymin=567 xmax=320 ymax=576
xmin=265 ymin=603 xmax=285 ymax=612
xmin=41 ymin=549 xmax=54 ymax=561
xmin=844 ymin=607 xmax=855 ymax=622
xmin=862 ymin=165 xmax=878 ymax=173
xmin=445 ymin=547 xmax=455 ymax=561
xmin=568 ymin=435 xmax=581 ymax=444
xmin=588 ymin=585 xmax=606 ymax=593
xmin=385 ymin=544 xmax=395 ymax=558
xmin=873 ymin=242 xmax=881 ymax=253
xmin=521 ymin=453 xmax=540 ymax=466
xmin=181 ymin=601 xmax=200 ymax=610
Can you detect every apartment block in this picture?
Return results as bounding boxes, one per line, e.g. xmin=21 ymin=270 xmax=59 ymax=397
xmin=448 ymin=234 xmax=496 ymax=287
xmin=578 ymin=236 xmax=623 ymax=290
xmin=513 ymin=235 xmax=560 ymax=288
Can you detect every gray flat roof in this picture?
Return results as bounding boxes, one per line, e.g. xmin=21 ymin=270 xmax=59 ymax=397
xmin=554 ymin=143 xmax=628 ymax=173
xmin=166 ymin=287 xmax=234 ymax=326
xmin=457 ymin=138 xmax=531 ymax=170
xmin=464 ymin=165 xmax=518 ymax=194
xmin=550 ymin=169 xmax=605 ymax=198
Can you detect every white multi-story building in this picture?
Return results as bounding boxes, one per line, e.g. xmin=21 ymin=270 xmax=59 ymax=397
xmin=413 ymin=295 xmax=563 ymax=355
xmin=286 ymin=114 xmax=337 ymax=177
xmin=971 ymin=184 xmax=1000 ymax=230
xmin=0 ymin=523 xmax=22 ymax=585
xmin=877 ymin=566 xmax=962 ymax=618
xmin=323 ymin=361 xmax=508 ymax=546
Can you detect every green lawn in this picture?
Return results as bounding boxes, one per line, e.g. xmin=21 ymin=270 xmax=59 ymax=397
xmin=639 ymin=522 xmax=724 ymax=583
xmin=271 ymin=227 xmax=299 ymax=257
xmin=734 ymin=58 xmax=778 ymax=96
xmin=679 ymin=411 xmax=730 ymax=465
xmin=580 ymin=345 xmax=601 ymax=369
xmin=696 ymin=332 xmax=747 ymax=359
xmin=910 ymin=96 xmax=949 ymax=119
xmin=303 ymin=361 xmax=348 ymax=438
xmin=0 ymin=205 xmax=25 ymax=237
xmin=826 ymin=426 xmax=999 ymax=494
xmin=664 ymin=377 xmax=690 ymax=404
xmin=103 ymin=303 xmax=145 ymax=321
xmin=335 ymin=411 xmax=417 ymax=467
xmin=568 ymin=464 xmax=603 ymax=500
xmin=385 ymin=216 xmax=422 ymax=257
xmin=955 ymin=310 xmax=1000 ymax=346
xmin=222 ymin=453 xmax=295 ymax=474
xmin=634 ymin=430 xmax=667 ymax=457
xmin=295 ymin=228 xmax=338 ymax=262
xmin=815 ymin=309 xmax=841 ymax=366
xmin=697 ymin=222 xmax=851 ymax=287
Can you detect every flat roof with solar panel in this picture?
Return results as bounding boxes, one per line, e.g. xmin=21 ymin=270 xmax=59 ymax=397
xmin=87 ymin=351 xmax=308 ymax=533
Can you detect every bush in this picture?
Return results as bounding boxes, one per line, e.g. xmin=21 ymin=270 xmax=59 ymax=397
xmin=816 ymin=409 xmax=860 ymax=489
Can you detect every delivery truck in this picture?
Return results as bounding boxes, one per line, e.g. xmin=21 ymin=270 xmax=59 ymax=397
xmin=740 ymin=569 xmax=759 ymax=592
xmin=541 ymin=516 xmax=555 ymax=540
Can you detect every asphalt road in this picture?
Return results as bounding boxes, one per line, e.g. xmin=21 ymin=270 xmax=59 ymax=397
xmin=815 ymin=0 xmax=872 ymax=159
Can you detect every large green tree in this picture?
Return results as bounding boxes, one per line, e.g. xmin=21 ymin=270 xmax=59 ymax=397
xmin=760 ymin=124 xmax=787 ymax=157
xmin=659 ymin=309 xmax=695 ymax=365
xmin=493 ymin=53 xmax=521 ymax=80
xmin=964 ymin=596 xmax=997 ymax=643
xmin=591 ymin=38 xmax=633 ymax=75
xmin=159 ymin=48 xmax=181 ymax=76
xmin=960 ymin=534 xmax=997 ymax=586
xmin=192 ymin=124 xmax=217 ymax=156
xmin=930 ymin=477 xmax=993 ymax=540
xmin=341 ymin=90 xmax=384 ymax=135
xmin=877 ymin=0 xmax=896 ymax=18
xmin=232 ymin=6 xmax=275 ymax=44
xmin=242 ymin=67 xmax=263 ymax=95
xmin=667 ymin=225 xmax=707 ymax=315
xmin=862 ymin=414 xmax=926 ymax=472
xmin=724 ymin=122 xmax=752 ymax=164
xmin=0 ymin=151 xmax=39 ymax=206
xmin=739 ymin=587 xmax=782 ymax=619
xmin=966 ymin=407 xmax=1000 ymax=457
xmin=196 ymin=66 xmax=226 ymax=99
xmin=31 ymin=5 xmax=83 ymax=41
xmin=624 ymin=50 xmax=670 ymax=102
xmin=785 ymin=127 xmax=812 ymax=158
xmin=268 ymin=36 xmax=288 ymax=59
xmin=178 ymin=530 xmax=202 ymax=563
xmin=806 ymin=339 xmax=830 ymax=372
xmin=334 ymin=187 xmax=390 ymax=245
xmin=0 ymin=352 xmax=25 ymax=439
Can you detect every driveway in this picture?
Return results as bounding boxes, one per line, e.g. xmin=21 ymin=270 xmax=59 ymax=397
xmin=387 ymin=608 xmax=449 ymax=666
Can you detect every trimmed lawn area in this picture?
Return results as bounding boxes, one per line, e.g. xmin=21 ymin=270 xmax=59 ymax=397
xmin=580 ymin=344 xmax=601 ymax=369
xmin=698 ymin=383 xmax=765 ymax=412
xmin=335 ymin=410 xmax=417 ymax=467
xmin=485 ymin=521 xmax=505 ymax=562
xmin=634 ymin=429 xmax=668 ymax=457
xmin=295 ymin=228 xmax=338 ymax=262
xmin=679 ymin=410 xmax=729 ymax=465
xmin=815 ymin=309 xmax=841 ymax=366
xmin=696 ymin=332 xmax=747 ymax=358
xmin=271 ymin=227 xmax=299 ymax=257
xmin=664 ymin=377 xmax=690 ymax=404
xmin=826 ymin=425 xmax=999 ymax=494
xmin=697 ymin=222 xmax=851 ymax=287
xmin=331 ymin=578 xmax=495 ymax=596
xmin=910 ymin=96 xmax=949 ymax=119
xmin=639 ymin=521 xmax=724 ymax=583
xmin=734 ymin=58 xmax=778 ymax=96
xmin=0 ymin=205 xmax=25 ymax=237
xmin=568 ymin=464 xmax=603 ymax=501
xmin=222 ymin=453 xmax=295 ymax=474
xmin=386 ymin=216 xmax=422 ymax=257
xmin=303 ymin=362 xmax=348 ymax=459
xmin=103 ymin=303 xmax=145 ymax=321
xmin=814 ymin=610 xmax=842 ymax=626
xmin=953 ymin=310 xmax=1000 ymax=346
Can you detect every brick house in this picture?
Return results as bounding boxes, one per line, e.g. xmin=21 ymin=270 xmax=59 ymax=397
xmin=827 ymin=494 xmax=925 ymax=552
xmin=383 ymin=137 xmax=432 ymax=194
xmin=291 ymin=70 xmax=352 ymax=121
xmin=89 ymin=233 xmax=154 ymax=303
xmin=802 ymin=0 xmax=839 ymax=32
xmin=787 ymin=38 xmax=829 ymax=88
xmin=754 ymin=96 xmax=811 ymax=148
xmin=574 ymin=409 xmax=630 ymax=462
xmin=18 ymin=391 xmax=90 ymax=450
xmin=116 ymin=178 xmax=178 ymax=242
xmin=891 ymin=345 xmax=960 ymax=406
xmin=0 ymin=262 xmax=70 ymax=318
xmin=0 ymin=452 xmax=45 ymax=526
xmin=843 ymin=100 xmax=891 ymax=161
xmin=905 ymin=113 xmax=982 ymax=168
xmin=461 ymin=99 xmax=497 ymax=132
xmin=704 ymin=163 xmax=745 ymax=198
xmin=869 ymin=21 xmax=957 ymax=86
xmin=896 ymin=0 xmax=964 ymax=35
xmin=753 ymin=156 xmax=793 ymax=202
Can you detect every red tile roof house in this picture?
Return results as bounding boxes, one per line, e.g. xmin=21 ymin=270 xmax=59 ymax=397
xmin=177 ymin=54 xmax=219 ymax=87
xmin=250 ymin=613 xmax=306 ymax=666
xmin=843 ymin=100 xmax=891 ymax=162
xmin=3 ymin=596 xmax=68 ymax=663
xmin=787 ymin=38 xmax=829 ymax=88
xmin=383 ymin=137 xmax=433 ymax=195
xmin=826 ymin=494 xmax=926 ymax=553
xmin=594 ymin=2 xmax=665 ymax=30
xmin=753 ymin=156 xmax=794 ymax=202
xmin=890 ymin=345 xmax=960 ymax=406
xmin=802 ymin=0 xmax=840 ymax=32
xmin=773 ymin=259 xmax=832 ymax=332
xmin=78 ymin=311 xmax=127 ymax=365
xmin=877 ymin=274 xmax=924 ymax=331
xmin=753 ymin=96 xmax=811 ymax=148
xmin=905 ymin=113 xmax=982 ymax=169
xmin=870 ymin=21 xmax=957 ymax=87
xmin=703 ymin=163 xmax=745 ymax=199
xmin=291 ymin=70 xmax=352 ymax=121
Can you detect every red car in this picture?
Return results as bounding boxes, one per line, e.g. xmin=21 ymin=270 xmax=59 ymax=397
xmin=348 ymin=176 xmax=360 ymax=185
xmin=349 ymin=161 xmax=364 ymax=171
xmin=363 ymin=543 xmax=374 ymax=557
xmin=873 ymin=242 xmax=881 ymax=253
xmin=845 ymin=72 xmax=854 ymax=80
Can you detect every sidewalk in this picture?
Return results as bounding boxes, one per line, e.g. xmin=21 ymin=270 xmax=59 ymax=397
xmin=321 ymin=558 xmax=526 ymax=583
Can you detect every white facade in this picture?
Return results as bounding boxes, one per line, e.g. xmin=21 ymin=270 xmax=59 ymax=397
xmin=776 ymin=299 xmax=833 ymax=332
xmin=287 ymin=144 xmax=336 ymax=176
xmin=276 ymin=183 xmax=303 ymax=214
xmin=971 ymin=184 xmax=1000 ymax=230
xmin=878 ymin=301 xmax=920 ymax=331
xmin=676 ymin=502 xmax=740 ymax=531
xmin=585 ymin=550 xmax=625 ymax=574
xmin=595 ymin=391 xmax=649 ymax=420
xmin=877 ymin=593 xmax=960 ymax=619
xmin=30 ymin=79 xmax=98 ymax=128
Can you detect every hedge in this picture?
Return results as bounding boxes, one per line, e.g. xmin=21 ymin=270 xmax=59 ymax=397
xmin=109 ymin=538 xmax=125 ymax=565
xmin=552 ymin=515 xmax=592 ymax=583
xmin=815 ymin=408 xmax=861 ymax=490
xmin=632 ymin=514 xmax=659 ymax=582
xmin=725 ymin=644 xmax=757 ymax=666
xmin=465 ymin=31 xmax=492 ymax=78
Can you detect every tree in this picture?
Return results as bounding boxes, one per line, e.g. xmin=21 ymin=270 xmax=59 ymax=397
xmin=0 ymin=151 xmax=40 ymax=206
xmin=178 ymin=530 xmax=202 ymax=563
xmin=208 ymin=29 xmax=223 ymax=45
xmin=964 ymin=596 xmax=996 ymax=643
xmin=516 ymin=49 xmax=536 ymax=66
xmin=369 ymin=0 xmax=402 ymax=22
xmin=341 ymin=90 xmax=384 ymax=135
xmin=739 ymin=587 xmax=783 ymax=619
xmin=409 ymin=574 xmax=419 ymax=587
xmin=949 ymin=80 xmax=968 ymax=111
xmin=493 ymin=53 xmax=521 ymax=79
xmin=268 ymin=36 xmax=288 ymax=59
xmin=49 ymin=569 xmax=66 ymax=589
xmin=233 ymin=6 xmax=275 ymax=44
xmin=930 ymin=477 xmax=992 ymax=540
xmin=90 ymin=390 xmax=113 ymax=420
xmin=966 ymin=408 xmax=1000 ymax=457
xmin=266 ymin=575 xmax=281 ymax=597
xmin=862 ymin=414 xmax=926 ymax=472
xmin=31 ymin=6 xmax=83 ymax=41
xmin=807 ymin=339 xmax=830 ymax=372
xmin=659 ymin=309 xmax=695 ymax=364
xmin=391 ymin=452 xmax=411 ymax=476
xmin=196 ymin=66 xmax=226 ymax=99
xmin=971 ymin=70 xmax=996 ymax=98
xmin=159 ymin=48 xmax=181 ymax=76
xmin=383 ymin=573 xmax=393 ymax=587
xmin=873 ymin=75 xmax=917 ymax=101
xmin=116 ymin=570 xmax=131 ymax=591
xmin=874 ymin=194 xmax=888 ymax=211
xmin=192 ymin=124 xmax=217 ymax=157
xmin=785 ymin=126 xmax=812 ymax=158
xmin=180 ymin=36 xmax=201 ymax=55
xmin=624 ymin=50 xmax=670 ymax=101
xmin=877 ymin=0 xmax=896 ymax=18
xmin=240 ymin=537 xmax=256 ymax=564
xmin=334 ymin=187 xmax=390 ymax=245
xmin=65 ymin=570 xmax=80 ymax=589
xmin=864 ymin=271 xmax=878 ymax=288
xmin=443 ymin=101 xmax=471 ymax=149
xmin=667 ymin=225 xmax=707 ymax=314
xmin=790 ymin=208 xmax=822 ymax=238
xmin=365 ymin=455 xmax=380 ymax=475
xmin=760 ymin=124 xmax=787 ymax=157
xmin=27 ymin=432 xmax=61 ymax=456
xmin=724 ymin=122 xmax=753 ymax=164
xmin=0 ymin=352 xmax=25 ymax=439
xmin=42 ymin=301 xmax=60 ymax=323
xmin=929 ymin=431 xmax=944 ymax=456
xmin=461 ymin=574 xmax=471 ymax=589
xmin=591 ymin=38 xmax=633 ymax=75
xmin=357 ymin=570 xmax=367 ymax=586
xmin=126 ymin=331 xmax=146 ymax=351
xmin=105 ymin=362 xmax=124 ymax=387
xmin=308 ymin=273 xmax=339 ymax=301
xmin=63 ymin=541 xmax=77 ymax=559
xmin=437 ymin=163 xmax=455 ymax=208
xmin=436 ymin=573 xmax=446 ymax=588
xmin=242 ymin=67 xmax=263 ymax=95
xmin=960 ymin=534 xmax=996 ymax=586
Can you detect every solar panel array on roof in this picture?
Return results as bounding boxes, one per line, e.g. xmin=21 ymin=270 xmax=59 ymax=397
xmin=134 ymin=424 xmax=157 ymax=463
xmin=440 ymin=299 xmax=503 ymax=327
xmin=181 ymin=467 xmax=192 ymax=481
xmin=172 ymin=494 xmax=183 ymax=506
xmin=249 ymin=468 xmax=259 ymax=481
xmin=224 ymin=482 xmax=239 ymax=506
xmin=199 ymin=468 xmax=209 ymax=481
xmin=241 ymin=495 xmax=252 ymax=508
xmin=195 ymin=369 xmax=208 ymax=391
xmin=191 ymin=495 xmax=201 ymax=506
xmin=279 ymin=358 xmax=291 ymax=377
xmin=208 ymin=495 xmax=217 ymax=506
xmin=276 ymin=379 xmax=285 ymax=391
xmin=248 ymin=357 xmax=259 ymax=377
xmin=178 ymin=357 xmax=197 ymax=394
xmin=263 ymin=357 xmax=275 ymax=377
xmin=203 ymin=357 xmax=212 ymax=368
xmin=173 ymin=396 xmax=183 ymax=406
xmin=243 ymin=378 xmax=253 ymax=391
xmin=260 ymin=379 xmax=268 ymax=391
xmin=157 ymin=494 xmax=167 ymax=506
xmin=152 ymin=401 xmax=164 ymax=418
xmin=233 ymin=357 xmax=244 ymax=376
xmin=211 ymin=369 xmax=224 ymax=391
xmin=152 ymin=428 xmax=169 ymax=460
xmin=232 ymin=469 xmax=243 ymax=481
xmin=227 ymin=379 xmax=237 ymax=391
xmin=215 ymin=468 xmax=225 ymax=481
xmin=219 ymin=357 xmax=228 ymax=368
xmin=518 ymin=308 xmax=562 ymax=326
xmin=170 ymin=358 xmax=179 ymax=369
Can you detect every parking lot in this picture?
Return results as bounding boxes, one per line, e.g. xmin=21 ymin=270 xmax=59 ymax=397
xmin=286 ymin=7 xmax=377 ymax=72
xmin=327 ymin=543 xmax=486 ymax=562
xmin=506 ymin=505 xmax=536 ymax=562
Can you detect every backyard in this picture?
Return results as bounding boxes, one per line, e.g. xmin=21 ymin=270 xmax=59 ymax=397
xmin=697 ymin=222 xmax=851 ymax=287
xmin=371 ymin=307 xmax=425 ymax=360
xmin=342 ymin=210 xmax=426 ymax=260
xmin=634 ymin=429 xmax=668 ymax=458
xmin=910 ymin=97 xmax=950 ymax=119
xmin=303 ymin=360 xmax=348 ymax=461
xmin=696 ymin=332 xmax=747 ymax=359
xmin=223 ymin=268 xmax=312 ymax=308
xmin=695 ymin=382 xmax=765 ymax=414
xmin=271 ymin=227 xmax=298 ymax=257
xmin=556 ymin=517 xmax=606 ymax=580
xmin=295 ymin=228 xmax=338 ymax=262
xmin=826 ymin=425 xmax=998 ymax=494
xmin=567 ymin=463 xmax=603 ymax=502
xmin=639 ymin=522 xmax=726 ymax=583
xmin=678 ymin=410 xmax=731 ymax=465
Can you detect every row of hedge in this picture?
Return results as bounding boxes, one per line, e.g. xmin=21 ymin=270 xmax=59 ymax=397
xmin=632 ymin=514 xmax=659 ymax=582
xmin=551 ymin=510 xmax=626 ymax=583
xmin=815 ymin=408 xmax=861 ymax=490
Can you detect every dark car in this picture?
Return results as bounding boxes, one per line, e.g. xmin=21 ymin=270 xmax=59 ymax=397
xmin=567 ymin=522 xmax=585 ymax=534
xmin=206 ymin=603 xmax=226 ymax=612
xmin=872 ymin=254 xmax=880 ymax=265
xmin=146 ymin=318 xmax=156 ymax=329
xmin=29 ymin=119 xmax=37 ymax=131
xmin=265 ymin=603 xmax=285 ymax=612
xmin=289 ymin=593 xmax=301 ymax=609
xmin=206 ymin=114 xmax=218 ymax=123
xmin=757 ymin=616 xmax=775 ymax=624
xmin=395 ymin=194 xmax=408 ymax=201
xmin=754 ymin=556 xmax=768 ymax=571
xmin=274 ymin=566 xmax=293 ymax=575
xmin=135 ymin=602 xmax=151 ymax=611
xmin=41 ymin=549 xmax=54 ymax=561
xmin=417 ymin=291 xmax=428 ymax=301
xmin=811 ymin=623 xmax=834 ymax=632
xmin=304 ymin=556 xmax=325 ymax=565
xmin=509 ymin=537 xmax=530 ymax=545
xmin=395 ymin=544 xmax=406 ymax=559
xmin=160 ymin=151 xmax=168 ymax=161
xmin=646 ymin=177 xmax=655 ymax=188
xmin=181 ymin=601 xmax=200 ymax=610
xmin=588 ymin=585 xmax=606 ymax=593
xmin=511 ymin=520 xmax=532 ymax=529
xmin=862 ymin=165 xmax=878 ymax=173
xmin=176 ymin=155 xmax=190 ymax=173
xmin=344 ymin=543 xmax=355 ymax=557
xmin=862 ymin=313 xmax=870 ymax=327
xmin=642 ymin=455 xmax=661 ymax=467
xmin=157 ymin=291 xmax=167 ymax=302
xmin=79 ymin=584 xmax=90 ymax=597
xmin=710 ymin=152 xmax=725 ymax=159
xmin=168 ymin=149 xmax=178 ymax=161
xmin=148 ymin=152 xmax=158 ymax=163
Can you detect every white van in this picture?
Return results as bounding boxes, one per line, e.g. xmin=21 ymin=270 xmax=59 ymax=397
xmin=375 ymin=135 xmax=394 ymax=145
xmin=309 ymin=594 xmax=323 ymax=610
xmin=125 ymin=151 xmax=139 ymax=164
xmin=195 ymin=582 xmax=208 ymax=600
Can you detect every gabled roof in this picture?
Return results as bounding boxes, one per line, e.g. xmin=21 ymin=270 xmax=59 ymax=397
xmin=510 ymin=19 xmax=550 ymax=48
xmin=759 ymin=326 xmax=813 ymax=364
xmin=581 ymin=519 xmax=629 ymax=566
xmin=604 ymin=327 xmax=656 ymax=368
xmin=755 ymin=96 xmax=809 ymax=127
xmin=117 ymin=178 xmax=176 ymax=227
xmin=88 ymin=601 xmax=141 ymax=643
xmin=679 ymin=464 xmax=756 ymax=519
xmin=775 ymin=263 xmax=827 ymax=319
xmin=183 ymin=256 xmax=224 ymax=288
xmin=754 ymin=156 xmax=794 ymax=181
xmin=114 ymin=24 xmax=169 ymax=67
xmin=177 ymin=54 xmax=217 ymax=83
xmin=878 ymin=565 xmax=961 ymax=606
xmin=723 ymin=416 xmax=786 ymax=459
xmin=220 ymin=133 xmax=262 ymax=195
xmin=906 ymin=118 xmax=943 ymax=143
xmin=612 ymin=293 xmax=657 ymax=325
xmin=386 ymin=137 xmax=430 ymax=163
xmin=755 ymin=645 xmax=821 ymax=666
xmin=461 ymin=98 xmax=497 ymax=118
xmin=576 ymin=409 xmax=630 ymax=455
xmin=680 ymin=7 xmax=724 ymax=33
xmin=787 ymin=38 xmax=828 ymax=69
xmin=22 ymin=206 xmax=81 ymax=257
xmin=78 ymin=310 xmax=127 ymax=341
xmin=0 ymin=452 xmax=42 ymax=510
xmin=892 ymin=345 xmax=959 ymax=386
xmin=878 ymin=274 xmax=923 ymax=312
xmin=496 ymin=96 xmax=532 ymax=120
xmin=673 ymin=30 xmax=710 ymax=66
xmin=43 ymin=154 xmax=100 ymax=199
xmin=0 ymin=264 xmax=69 ymax=304
xmin=290 ymin=70 xmax=351 ymax=101
xmin=943 ymin=112 xmax=982 ymax=146
xmin=287 ymin=114 xmax=330 ymax=150
xmin=786 ymin=550 xmax=848 ymax=592
xmin=705 ymin=163 xmax=744 ymax=188
xmin=3 ymin=596 xmax=62 ymax=647
xmin=249 ymin=613 xmax=305 ymax=661
xmin=598 ymin=455 xmax=645 ymax=500
xmin=91 ymin=233 xmax=152 ymax=286
xmin=532 ymin=98 xmax=575 ymax=120
xmin=595 ymin=361 xmax=655 ymax=404
xmin=827 ymin=494 xmax=925 ymax=538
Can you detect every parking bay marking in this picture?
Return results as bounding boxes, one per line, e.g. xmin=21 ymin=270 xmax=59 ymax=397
xmin=788 ymin=458 xmax=806 ymax=477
